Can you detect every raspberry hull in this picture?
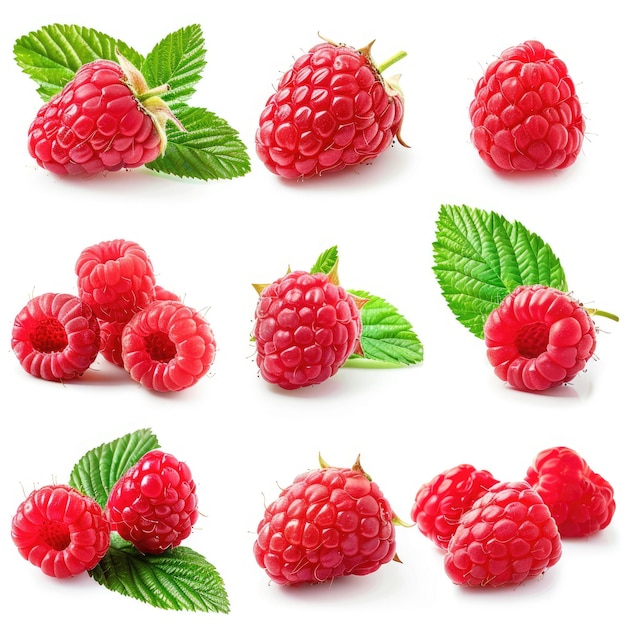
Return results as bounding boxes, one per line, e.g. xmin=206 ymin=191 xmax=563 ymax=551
xmin=484 ymin=285 xmax=596 ymax=392
xmin=28 ymin=59 xmax=162 ymax=176
xmin=253 ymin=460 xmax=397 ymax=585
xmin=11 ymin=485 xmax=110 ymax=578
xmin=470 ymin=40 xmax=584 ymax=172
xmin=256 ymin=40 xmax=404 ymax=178
xmin=11 ymin=292 xmax=101 ymax=381
xmin=525 ymin=446 xmax=616 ymax=537
xmin=253 ymin=270 xmax=362 ymax=389
xmin=106 ymin=450 xmax=199 ymax=554
xmin=122 ymin=299 xmax=216 ymax=392
xmin=444 ymin=481 xmax=562 ymax=587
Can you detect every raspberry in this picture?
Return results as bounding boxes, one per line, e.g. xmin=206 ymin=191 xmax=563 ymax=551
xmin=444 ymin=481 xmax=562 ymax=588
xmin=484 ymin=284 xmax=596 ymax=392
xmin=411 ymin=464 xmax=499 ymax=549
xmin=11 ymin=292 xmax=101 ymax=381
xmin=253 ymin=457 xmax=397 ymax=585
xmin=255 ymin=38 xmax=406 ymax=179
xmin=76 ymin=238 xmax=157 ymax=324
xmin=11 ymin=485 xmax=110 ymax=578
xmin=525 ymin=446 xmax=616 ymax=537
xmin=99 ymin=285 xmax=180 ymax=367
xmin=27 ymin=53 xmax=182 ymax=176
xmin=470 ymin=40 xmax=584 ymax=172
xmin=121 ymin=299 xmax=216 ymax=392
xmin=253 ymin=270 xmax=362 ymax=389
xmin=106 ymin=450 xmax=198 ymax=554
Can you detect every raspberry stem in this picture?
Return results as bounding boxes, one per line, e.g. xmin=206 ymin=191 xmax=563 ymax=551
xmin=377 ymin=51 xmax=408 ymax=73
xmin=586 ymin=307 xmax=620 ymax=322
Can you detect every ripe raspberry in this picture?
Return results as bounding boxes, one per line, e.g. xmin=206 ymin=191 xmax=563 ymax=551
xmin=525 ymin=446 xmax=616 ymax=537
xmin=121 ymin=299 xmax=216 ymax=392
xmin=411 ymin=464 xmax=499 ymax=549
xmin=253 ymin=270 xmax=362 ymax=389
xmin=256 ymin=38 xmax=406 ymax=179
xmin=76 ymin=238 xmax=157 ymax=324
xmin=470 ymin=40 xmax=584 ymax=172
xmin=253 ymin=457 xmax=397 ymax=585
xmin=444 ymin=481 xmax=562 ymax=588
xmin=11 ymin=292 xmax=101 ymax=381
xmin=484 ymin=284 xmax=596 ymax=392
xmin=106 ymin=450 xmax=198 ymax=554
xmin=99 ymin=285 xmax=180 ymax=367
xmin=11 ymin=485 xmax=110 ymax=578
xmin=28 ymin=52 xmax=182 ymax=176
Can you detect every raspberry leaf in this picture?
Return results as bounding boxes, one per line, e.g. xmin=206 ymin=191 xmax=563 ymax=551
xmin=433 ymin=204 xmax=568 ymax=339
xmin=347 ymin=290 xmax=424 ymax=365
xmin=89 ymin=534 xmax=230 ymax=613
xmin=146 ymin=104 xmax=251 ymax=180
xmin=310 ymin=245 xmax=339 ymax=274
xmin=68 ymin=428 xmax=160 ymax=509
xmin=141 ymin=24 xmax=206 ymax=104
xmin=14 ymin=24 xmax=143 ymax=101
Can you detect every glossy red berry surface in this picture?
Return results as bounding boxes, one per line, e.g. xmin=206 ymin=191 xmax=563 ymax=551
xmin=253 ymin=460 xmax=397 ymax=585
xmin=470 ymin=40 xmax=584 ymax=172
xmin=28 ymin=59 xmax=162 ymax=175
xmin=484 ymin=284 xmax=596 ymax=392
xmin=411 ymin=464 xmax=499 ymax=549
xmin=121 ymin=299 xmax=216 ymax=392
xmin=76 ymin=239 xmax=156 ymax=324
xmin=253 ymin=270 xmax=362 ymax=389
xmin=256 ymin=40 xmax=405 ymax=178
xmin=11 ymin=485 xmax=110 ymax=578
xmin=106 ymin=450 xmax=198 ymax=554
xmin=11 ymin=292 xmax=101 ymax=381
xmin=525 ymin=446 xmax=616 ymax=537
xmin=444 ymin=481 xmax=562 ymax=587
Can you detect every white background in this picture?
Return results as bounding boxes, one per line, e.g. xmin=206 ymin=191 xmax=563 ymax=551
xmin=1 ymin=1 xmax=623 ymax=624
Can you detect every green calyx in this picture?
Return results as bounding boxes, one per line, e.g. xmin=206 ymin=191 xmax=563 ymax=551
xmin=116 ymin=48 xmax=185 ymax=155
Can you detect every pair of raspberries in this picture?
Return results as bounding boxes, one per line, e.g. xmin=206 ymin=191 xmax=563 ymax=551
xmin=28 ymin=38 xmax=584 ymax=177
xmin=11 ymin=450 xmax=197 ymax=578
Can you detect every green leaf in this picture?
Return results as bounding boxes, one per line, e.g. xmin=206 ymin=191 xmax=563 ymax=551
xmin=433 ymin=204 xmax=568 ymax=339
xmin=142 ymin=24 xmax=206 ymax=104
xmin=68 ymin=428 xmax=159 ymax=509
xmin=310 ymin=246 xmax=339 ymax=275
xmin=347 ymin=290 xmax=424 ymax=366
xmin=89 ymin=535 xmax=230 ymax=613
xmin=146 ymin=104 xmax=251 ymax=180
xmin=13 ymin=23 xmax=143 ymax=101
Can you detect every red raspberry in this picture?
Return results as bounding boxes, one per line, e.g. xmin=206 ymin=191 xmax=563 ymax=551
xmin=99 ymin=285 xmax=180 ymax=367
xmin=256 ymin=38 xmax=406 ymax=179
xmin=121 ymin=299 xmax=216 ymax=392
xmin=11 ymin=292 xmax=101 ymax=381
xmin=76 ymin=239 xmax=156 ymax=324
xmin=411 ymin=464 xmax=499 ymax=549
xmin=27 ymin=53 xmax=181 ymax=176
xmin=253 ymin=270 xmax=362 ymax=389
xmin=484 ymin=284 xmax=596 ymax=392
xmin=444 ymin=481 xmax=562 ymax=588
xmin=11 ymin=485 xmax=110 ymax=578
xmin=525 ymin=446 xmax=616 ymax=537
xmin=106 ymin=450 xmax=198 ymax=554
xmin=470 ymin=40 xmax=584 ymax=172
xmin=253 ymin=458 xmax=397 ymax=585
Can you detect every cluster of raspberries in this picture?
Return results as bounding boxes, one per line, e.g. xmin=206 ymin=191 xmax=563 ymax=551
xmin=11 ymin=449 xmax=198 ymax=577
xmin=411 ymin=446 xmax=615 ymax=587
xmin=10 ymin=239 xmax=216 ymax=392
